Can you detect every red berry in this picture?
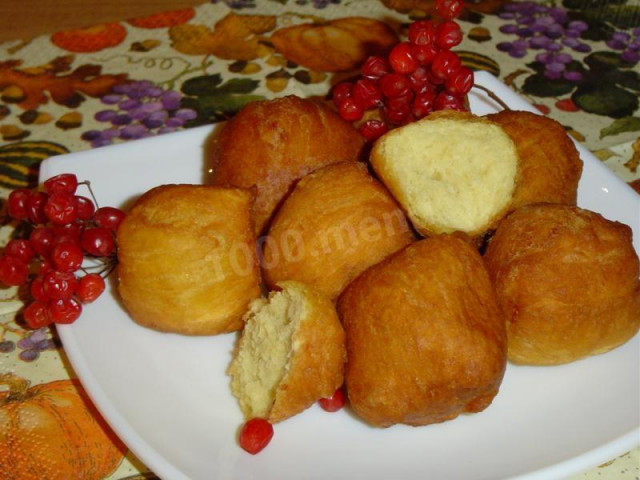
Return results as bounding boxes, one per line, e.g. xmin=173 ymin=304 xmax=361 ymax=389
xmin=50 ymin=242 xmax=84 ymax=273
xmin=338 ymin=97 xmax=364 ymax=122
xmin=23 ymin=301 xmax=52 ymax=329
xmin=389 ymin=42 xmax=418 ymax=74
xmin=74 ymin=195 xmax=96 ymax=221
xmin=431 ymin=50 xmax=462 ymax=80
xmin=331 ymin=82 xmax=352 ymax=108
xmin=52 ymin=222 xmax=84 ymax=246
xmin=26 ymin=191 xmax=49 ymax=224
xmin=412 ymin=90 xmax=437 ymax=119
xmin=386 ymin=90 xmax=414 ymax=110
xmin=43 ymin=270 xmax=77 ymax=300
xmin=37 ymin=258 xmax=53 ymax=276
xmin=30 ymin=276 xmax=48 ymax=302
xmin=48 ymin=297 xmax=82 ymax=324
xmin=7 ymin=189 xmax=32 ymax=221
xmin=239 ymin=418 xmax=274 ymax=455
xmin=436 ymin=21 xmax=463 ymax=50
xmin=408 ymin=66 xmax=434 ymax=93
xmin=360 ymin=55 xmax=390 ymax=79
xmin=352 ymin=78 xmax=383 ymax=110
xmin=94 ymin=206 xmax=126 ymax=231
xmin=359 ymin=119 xmax=389 ymax=141
xmin=81 ymin=227 xmax=115 ymax=257
xmin=445 ymin=66 xmax=474 ymax=96
xmin=29 ymin=227 xmax=55 ymax=256
xmin=0 ymin=255 xmax=29 ymax=286
xmin=5 ymin=239 xmax=35 ymax=263
xmin=384 ymin=105 xmax=411 ymax=125
xmin=44 ymin=191 xmax=78 ymax=225
xmin=318 ymin=387 xmax=346 ymax=412
xmin=410 ymin=43 xmax=439 ymax=66
xmin=76 ymin=274 xmax=106 ymax=303
xmin=435 ymin=0 xmax=464 ymax=20
xmin=426 ymin=68 xmax=445 ymax=85
xmin=43 ymin=173 xmax=78 ymax=195
xmin=408 ymin=20 xmax=436 ymax=45
xmin=378 ymin=73 xmax=411 ymax=98
xmin=434 ymin=91 xmax=466 ymax=111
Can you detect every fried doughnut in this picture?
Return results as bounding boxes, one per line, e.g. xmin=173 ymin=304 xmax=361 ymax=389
xmin=262 ymin=161 xmax=414 ymax=300
xmin=486 ymin=110 xmax=582 ymax=210
xmin=370 ymin=110 xmax=519 ymax=238
xmin=117 ymin=184 xmax=261 ymax=335
xmin=338 ymin=235 xmax=507 ymax=427
xmin=484 ymin=204 xmax=640 ymax=365
xmin=209 ymin=95 xmax=365 ymax=234
xmin=228 ymin=281 xmax=346 ymax=423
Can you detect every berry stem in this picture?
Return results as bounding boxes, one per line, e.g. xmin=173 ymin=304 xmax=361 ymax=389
xmin=472 ymin=84 xmax=511 ymax=111
xmin=80 ymin=180 xmax=101 ymax=209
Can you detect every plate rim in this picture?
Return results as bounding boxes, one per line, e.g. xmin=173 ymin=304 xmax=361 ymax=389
xmin=40 ymin=72 xmax=640 ymax=480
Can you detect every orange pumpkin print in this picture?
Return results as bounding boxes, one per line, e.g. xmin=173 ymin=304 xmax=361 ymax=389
xmin=270 ymin=17 xmax=398 ymax=72
xmin=51 ymin=23 xmax=127 ymax=53
xmin=0 ymin=374 xmax=126 ymax=480
xmin=128 ymin=7 xmax=196 ymax=29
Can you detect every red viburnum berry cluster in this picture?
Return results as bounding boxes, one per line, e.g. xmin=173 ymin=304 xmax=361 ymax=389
xmin=2 ymin=173 xmax=125 ymax=328
xmin=332 ymin=0 xmax=472 ymax=141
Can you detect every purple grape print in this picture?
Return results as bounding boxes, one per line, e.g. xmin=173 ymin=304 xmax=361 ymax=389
xmin=81 ymin=81 xmax=198 ymax=148
xmin=606 ymin=27 xmax=640 ymax=64
xmin=16 ymin=328 xmax=58 ymax=362
xmin=210 ymin=0 xmax=256 ymax=9
xmin=496 ymin=1 xmax=639 ymax=119
xmin=495 ymin=2 xmax=591 ymax=80
xmin=294 ymin=0 xmax=342 ymax=7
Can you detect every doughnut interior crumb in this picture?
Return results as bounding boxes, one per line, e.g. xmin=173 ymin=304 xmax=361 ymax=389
xmin=371 ymin=112 xmax=519 ymax=236
xmin=229 ymin=287 xmax=305 ymax=419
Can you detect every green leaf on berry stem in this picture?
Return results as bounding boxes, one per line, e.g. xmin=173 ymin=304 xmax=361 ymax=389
xmin=600 ymin=116 xmax=640 ymax=139
xmin=572 ymin=83 xmax=639 ymax=118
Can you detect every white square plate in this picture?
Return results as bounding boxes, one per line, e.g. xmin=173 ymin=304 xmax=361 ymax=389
xmin=40 ymin=72 xmax=640 ymax=480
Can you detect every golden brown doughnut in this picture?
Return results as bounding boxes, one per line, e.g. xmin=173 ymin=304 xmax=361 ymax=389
xmin=486 ymin=110 xmax=582 ymax=210
xmin=116 ymin=184 xmax=261 ymax=335
xmin=483 ymin=203 xmax=640 ymax=365
xmin=228 ymin=281 xmax=346 ymax=423
xmin=338 ymin=235 xmax=507 ymax=427
xmin=261 ymin=161 xmax=415 ymax=300
xmin=209 ymin=95 xmax=365 ymax=234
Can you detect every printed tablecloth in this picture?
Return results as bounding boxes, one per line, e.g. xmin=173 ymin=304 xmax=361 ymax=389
xmin=0 ymin=0 xmax=638 ymax=478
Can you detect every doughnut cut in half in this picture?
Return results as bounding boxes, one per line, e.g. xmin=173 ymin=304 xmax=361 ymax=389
xmin=370 ymin=110 xmax=519 ymax=238
xmin=228 ymin=281 xmax=346 ymax=423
